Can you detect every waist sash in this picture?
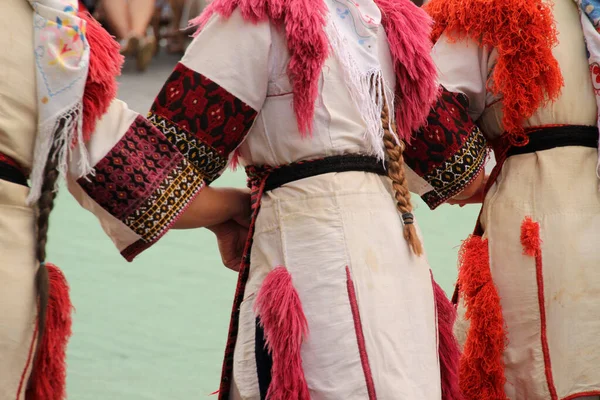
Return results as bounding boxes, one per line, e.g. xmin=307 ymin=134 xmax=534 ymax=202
xmin=0 ymin=153 xmax=27 ymax=187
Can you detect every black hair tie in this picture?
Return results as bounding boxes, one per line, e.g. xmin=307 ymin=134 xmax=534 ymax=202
xmin=402 ymin=212 xmax=414 ymax=225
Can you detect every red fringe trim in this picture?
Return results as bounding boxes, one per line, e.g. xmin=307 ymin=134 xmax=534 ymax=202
xmin=191 ymin=0 xmax=329 ymax=136
xmin=254 ymin=267 xmax=310 ymax=400
xmin=458 ymin=236 xmax=508 ymax=400
xmin=78 ymin=12 xmax=124 ymax=142
xmin=375 ymin=0 xmax=439 ymax=142
xmin=563 ymin=391 xmax=600 ymax=400
xmin=26 ymin=264 xmax=73 ymax=400
xmin=424 ymin=0 xmax=564 ymax=144
xmin=520 ymin=217 xmax=558 ymax=399
xmin=431 ymin=274 xmax=464 ymax=400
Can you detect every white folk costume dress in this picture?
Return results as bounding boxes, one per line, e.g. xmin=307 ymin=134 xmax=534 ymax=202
xmin=142 ymin=0 xmax=462 ymax=399
xmin=1 ymin=0 xmax=460 ymax=399
xmin=403 ymin=0 xmax=600 ymax=399
xmin=2 ymin=1 xmax=204 ymax=399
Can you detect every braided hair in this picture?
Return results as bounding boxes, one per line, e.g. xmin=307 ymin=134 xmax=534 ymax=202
xmin=381 ymin=102 xmax=423 ymax=256
xmin=33 ymin=153 xmax=59 ymax=342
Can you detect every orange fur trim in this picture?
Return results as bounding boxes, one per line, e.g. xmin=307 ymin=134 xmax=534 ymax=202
xmin=424 ymin=0 xmax=564 ymax=144
xmin=458 ymin=235 xmax=508 ymax=400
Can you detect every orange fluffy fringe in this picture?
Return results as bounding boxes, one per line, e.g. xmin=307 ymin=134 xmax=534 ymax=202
xmin=424 ymin=0 xmax=564 ymax=144
xmin=458 ymin=236 xmax=508 ymax=400
xmin=520 ymin=217 xmax=542 ymax=257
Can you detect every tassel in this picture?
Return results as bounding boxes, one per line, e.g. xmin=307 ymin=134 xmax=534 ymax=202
xmin=254 ymin=267 xmax=310 ymax=400
xmin=26 ymin=263 xmax=73 ymax=400
xmin=520 ymin=217 xmax=542 ymax=257
xmin=431 ymin=274 xmax=464 ymax=400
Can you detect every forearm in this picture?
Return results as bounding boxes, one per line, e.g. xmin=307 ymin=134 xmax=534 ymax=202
xmin=173 ymin=186 xmax=250 ymax=229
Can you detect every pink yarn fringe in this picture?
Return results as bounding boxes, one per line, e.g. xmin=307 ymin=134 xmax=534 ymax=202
xmin=431 ymin=274 xmax=464 ymax=400
xmin=190 ymin=0 xmax=328 ymax=136
xmin=375 ymin=0 xmax=439 ymax=142
xmin=254 ymin=267 xmax=310 ymax=400
xmin=190 ymin=0 xmax=436 ymax=141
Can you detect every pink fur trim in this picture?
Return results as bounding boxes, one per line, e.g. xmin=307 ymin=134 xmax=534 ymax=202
xmin=431 ymin=273 xmax=464 ymax=400
xmin=255 ymin=267 xmax=310 ymax=399
xmin=190 ymin=0 xmax=436 ymax=141
xmin=375 ymin=0 xmax=439 ymax=142
xmin=190 ymin=0 xmax=328 ymax=136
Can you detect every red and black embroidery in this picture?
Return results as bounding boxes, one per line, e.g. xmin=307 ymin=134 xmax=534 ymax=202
xmin=148 ymin=113 xmax=228 ymax=182
xmin=78 ymin=116 xmax=204 ymax=258
xmin=405 ymin=87 xmax=488 ymax=209
xmin=151 ymin=63 xmax=258 ymax=157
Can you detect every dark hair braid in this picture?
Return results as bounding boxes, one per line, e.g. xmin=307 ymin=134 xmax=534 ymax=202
xmin=33 ymin=145 xmax=60 ymax=345
xmin=382 ymin=102 xmax=423 ymax=256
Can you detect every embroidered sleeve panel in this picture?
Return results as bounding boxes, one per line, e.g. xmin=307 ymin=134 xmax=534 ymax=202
xmin=149 ymin=62 xmax=258 ymax=183
xmin=404 ymin=87 xmax=488 ymax=210
xmin=77 ymin=115 xmax=205 ymax=261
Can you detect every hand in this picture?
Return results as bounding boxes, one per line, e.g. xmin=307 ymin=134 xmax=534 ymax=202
xmin=208 ymin=220 xmax=249 ymax=272
xmin=231 ymin=188 xmax=251 ymax=228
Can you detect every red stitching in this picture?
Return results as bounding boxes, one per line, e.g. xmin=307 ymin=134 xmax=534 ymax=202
xmin=522 ymin=218 xmax=558 ymax=399
xmin=345 ymin=266 xmax=377 ymax=400
xmin=536 ymin=246 xmax=558 ymax=400
xmin=562 ymin=391 xmax=600 ymax=400
xmin=16 ymin=321 xmax=38 ymax=400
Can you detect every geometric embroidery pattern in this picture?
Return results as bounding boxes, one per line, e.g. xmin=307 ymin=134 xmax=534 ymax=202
xmin=125 ymin=159 xmax=203 ymax=241
xmin=78 ymin=115 xmax=204 ymax=249
xmin=404 ymin=87 xmax=488 ymax=209
xmin=421 ymin=125 xmax=487 ymax=209
xmin=148 ymin=112 xmax=228 ymax=182
xmin=151 ymin=63 xmax=258 ymax=157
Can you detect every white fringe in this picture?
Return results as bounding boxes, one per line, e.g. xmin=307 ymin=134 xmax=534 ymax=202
xmin=325 ymin=17 xmax=398 ymax=161
xmin=27 ymin=102 xmax=93 ymax=204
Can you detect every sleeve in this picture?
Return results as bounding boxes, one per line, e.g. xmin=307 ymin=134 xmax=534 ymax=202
xmin=67 ymin=10 xmax=271 ymax=261
xmin=403 ymin=33 xmax=492 ymax=210
xmin=430 ymin=32 xmax=496 ymax=120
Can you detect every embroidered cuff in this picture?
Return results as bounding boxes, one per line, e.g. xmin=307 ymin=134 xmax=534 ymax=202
xmin=420 ymin=125 xmax=487 ymax=209
xmin=404 ymin=87 xmax=488 ymax=210
xmin=77 ymin=115 xmax=205 ymax=261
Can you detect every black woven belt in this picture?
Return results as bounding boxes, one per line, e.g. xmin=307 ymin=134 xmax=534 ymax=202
xmin=507 ymin=125 xmax=598 ymax=158
xmin=0 ymin=161 xmax=27 ymax=187
xmin=263 ymin=154 xmax=387 ymax=192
